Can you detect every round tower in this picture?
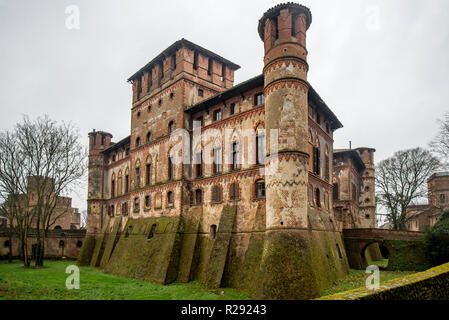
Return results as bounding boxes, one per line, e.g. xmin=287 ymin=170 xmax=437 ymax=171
xmin=260 ymin=3 xmax=312 ymax=229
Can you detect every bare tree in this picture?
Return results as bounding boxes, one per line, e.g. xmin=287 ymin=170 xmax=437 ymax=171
xmin=376 ymin=148 xmax=440 ymax=230
xmin=0 ymin=116 xmax=87 ymax=267
xmin=16 ymin=116 xmax=87 ymax=266
xmin=430 ymin=112 xmax=449 ymax=167
xmin=0 ymin=131 xmax=35 ymax=267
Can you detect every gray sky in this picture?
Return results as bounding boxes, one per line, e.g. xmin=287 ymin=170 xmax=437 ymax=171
xmin=1 ymin=0 xmax=448 ymax=213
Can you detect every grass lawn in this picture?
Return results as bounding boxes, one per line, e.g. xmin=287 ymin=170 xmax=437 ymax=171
xmin=0 ymin=259 xmax=417 ymax=300
xmin=320 ymin=260 xmax=415 ymax=297
xmin=0 ymin=260 xmax=249 ymax=300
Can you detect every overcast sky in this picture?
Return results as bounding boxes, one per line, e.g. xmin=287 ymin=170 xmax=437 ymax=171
xmin=1 ymin=0 xmax=448 ymax=213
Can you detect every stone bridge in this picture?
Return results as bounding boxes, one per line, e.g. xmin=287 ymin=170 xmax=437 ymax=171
xmin=343 ymin=229 xmax=430 ymax=271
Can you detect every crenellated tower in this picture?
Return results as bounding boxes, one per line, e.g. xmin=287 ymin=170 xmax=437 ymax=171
xmin=87 ymin=130 xmax=113 ymax=234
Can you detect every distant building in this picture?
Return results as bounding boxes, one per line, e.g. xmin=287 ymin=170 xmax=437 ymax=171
xmin=406 ymin=172 xmax=449 ymax=231
xmin=0 ymin=216 xmax=6 ymax=228
xmin=332 ymin=147 xmax=377 ymax=230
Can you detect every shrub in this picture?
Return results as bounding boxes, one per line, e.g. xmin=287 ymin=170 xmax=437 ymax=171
xmin=424 ymin=209 xmax=449 ymax=266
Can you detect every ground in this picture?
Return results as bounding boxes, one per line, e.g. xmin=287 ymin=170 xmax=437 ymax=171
xmin=0 ymin=259 xmax=414 ymax=300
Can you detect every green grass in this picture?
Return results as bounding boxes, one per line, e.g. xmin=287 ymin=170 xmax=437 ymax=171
xmin=320 ymin=262 xmax=415 ymax=297
xmin=370 ymin=258 xmax=389 ymax=268
xmin=0 ymin=260 xmax=249 ymax=300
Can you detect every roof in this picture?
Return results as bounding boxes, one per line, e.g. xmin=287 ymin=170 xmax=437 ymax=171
xmin=428 ymin=172 xmax=449 ymax=181
xmin=185 ymin=74 xmax=343 ymax=130
xmin=128 ymin=38 xmax=241 ymax=82
xmin=101 ymin=136 xmax=131 ymax=154
xmin=333 ymin=149 xmax=366 ymax=171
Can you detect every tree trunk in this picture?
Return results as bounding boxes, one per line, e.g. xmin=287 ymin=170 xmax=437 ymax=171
xmin=7 ymin=234 xmax=12 ymax=263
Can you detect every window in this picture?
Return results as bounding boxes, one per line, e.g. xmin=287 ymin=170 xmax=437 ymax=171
xmin=135 ymin=167 xmax=140 ymax=188
xmin=221 ymin=64 xmax=226 ymax=81
xmin=336 ymin=243 xmax=343 ymax=259
xmin=232 ymin=141 xmax=239 ymax=170
xmin=136 ymin=137 xmax=141 ymax=147
xmin=230 ymin=183 xmax=239 ymax=201
xmin=146 ymin=164 xmax=151 ymax=185
xmin=145 ymin=195 xmax=151 ymax=208
xmin=111 ymin=179 xmax=115 ymax=197
xmin=168 ymin=155 xmax=174 ymax=180
xmin=213 ymin=109 xmax=222 ymax=121
xmin=230 ymin=103 xmax=236 ymax=115
xmin=193 ymin=51 xmax=198 ymax=70
xmin=195 ymin=152 xmax=202 ymax=178
xmin=125 ymin=175 xmax=129 ymax=193
xmin=54 ymin=226 xmax=62 ymax=230
xmin=148 ymin=224 xmax=157 ymax=239
xmin=212 ymin=186 xmax=222 ymax=203
xmin=76 ymin=241 xmax=83 ymax=248
xmin=198 ymin=89 xmax=204 ymax=97
xmin=326 ymin=123 xmax=330 ymax=134
xmin=147 ymin=105 xmax=152 ymax=113
xmin=195 ymin=189 xmax=202 ymax=205
xmin=256 ymin=133 xmax=266 ymax=165
xmin=210 ymin=225 xmax=217 ymax=239
xmin=255 ymin=180 xmax=265 ymax=199
xmin=168 ymin=121 xmax=175 ymax=133
xmin=59 ymin=240 xmax=65 ymax=248
xmin=126 ymin=148 xmax=130 ymax=156
xmin=125 ymin=225 xmax=132 ymax=238
xmin=122 ymin=202 xmax=128 ymax=216
xmin=208 ymin=58 xmax=213 ymax=76
xmin=352 ymin=183 xmax=357 ymax=202
xmin=313 ymin=147 xmax=320 ymax=176
xmin=213 ymin=147 xmax=221 ymax=174
xmin=440 ymin=194 xmax=446 ymax=204
xmin=255 ymin=93 xmax=264 ymax=106
xmin=316 ymin=113 xmax=321 ymax=125
xmin=194 ymin=116 xmax=203 ymax=128
xmin=170 ymin=92 xmax=174 ymax=100
xmin=315 ymin=188 xmax=321 ymax=208
xmin=109 ymin=205 xmax=114 ymax=217
xmin=137 ymin=111 xmax=141 ymax=118
xmin=167 ymin=191 xmax=174 ymax=205
xmin=147 ymin=132 xmax=151 ymax=143
xmin=324 ymin=154 xmax=329 ymax=181
xmin=134 ymin=197 xmax=140 ymax=212
xmin=333 ymin=183 xmax=339 ymax=200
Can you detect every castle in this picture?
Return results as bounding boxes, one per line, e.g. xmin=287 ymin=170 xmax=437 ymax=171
xmin=79 ymin=3 xmax=376 ymax=299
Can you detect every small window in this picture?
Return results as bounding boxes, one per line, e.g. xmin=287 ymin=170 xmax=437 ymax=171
xmin=59 ymin=240 xmax=65 ymax=248
xmin=316 ymin=113 xmax=321 ymax=125
xmin=255 ymin=180 xmax=265 ymax=199
xmin=168 ymin=155 xmax=174 ymax=180
xmin=231 ymin=141 xmax=239 ymax=170
xmin=125 ymin=225 xmax=132 ymax=238
xmin=230 ymin=103 xmax=236 ymax=115
xmin=167 ymin=191 xmax=174 ymax=205
xmin=54 ymin=226 xmax=62 ymax=230
xmin=147 ymin=132 xmax=151 ymax=143
xmin=145 ymin=195 xmax=151 ymax=208
xmin=122 ymin=202 xmax=128 ymax=216
xmin=195 ymin=189 xmax=202 ymax=205
xmin=230 ymin=183 xmax=239 ymax=201
xmin=212 ymin=186 xmax=222 ymax=203
xmin=198 ymin=89 xmax=204 ymax=97
xmin=213 ymin=109 xmax=222 ymax=121
xmin=4 ymin=240 xmax=10 ymax=248
xmin=333 ymin=183 xmax=339 ymax=200
xmin=256 ymin=133 xmax=266 ymax=165
xmin=146 ymin=164 xmax=151 ymax=185
xmin=170 ymin=92 xmax=174 ymax=99
xmin=148 ymin=224 xmax=157 ymax=239
xmin=147 ymin=105 xmax=152 ymax=113
xmin=313 ymin=147 xmax=320 ymax=176
xmin=125 ymin=175 xmax=129 ymax=193
xmin=136 ymin=137 xmax=141 ymax=147
xmin=158 ymin=99 xmax=162 ymax=106
xmin=315 ymin=188 xmax=321 ymax=208
xmin=365 ymin=214 xmax=370 ymax=219
xmin=255 ymin=93 xmax=264 ymax=106
xmin=137 ymin=111 xmax=141 ymax=118
xmin=134 ymin=197 xmax=140 ymax=212
xmin=168 ymin=121 xmax=175 ymax=133
xmin=195 ymin=152 xmax=202 ymax=178
xmin=76 ymin=241 xmax=83 ymax=248
xmin=210 ymin=225 xmax=217 ymax=239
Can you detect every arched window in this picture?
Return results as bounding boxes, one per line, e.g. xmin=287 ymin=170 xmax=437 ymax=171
xmin=231 ymin=141 xmax=240 ymax=170
xmin=213 ymin=147 xmax=221 ymax=174
xmin=59 ymin=240 xmax=65 ymax=248
xmin=333 ymin=183 xmax=339 ymax=200
xmin=210 ymin=225 xmax=217 ymax=239
xmin=145 ymin=195 xmax=151 ymax=208
xmin=109 ymin=205 xmax=115 ymax=217
xmin=167 ymin=191 xmax=174 ymax=205
xmin=256 ymin=132 xmax=266 ymax=165
xmin=76 ymin=241 xmax=83 ymax=248
xmin=54 ymin=226 xmax=62 ymax=230
xmin=147 ymin=132 xmax=151 ymax=143
xmin=136 ymin=137 xmax=141 ymax=147
xmin=324 ymin=146 xmax=330 ymax=181
xmin=211 ymin=186 xmax=222 ymax=203
xmin=313 ymin=145 xmax=320 ymax=176
xmin=168 ymin=155 xmax=174 ymax=180
xmin=229 ymin=183 xmax=239 ymax=201
xmin=352 ymin=183 xmax=358 ymax=202
xmin=255 ymin=179 xmax=265 ymax=199
xmin=135 ymin=166 xmax=140 ymax=188
xmin=315 ymin=188 xmax=321 ymax=208
xmin=195 ymin=189 xmax=202 ymax=205
xmin=122 ymin=202 xmax=128 ymax=216
xmin=195 ymin=151 xmax=203 ymax=178
xmin=111 ymin=178 xmax=115 ymax=197
xmin=133 ymin=197 xmax=140 ymax=213
xmin=146 ymin=163 xmax=151 ymax=186
xmin=168 ymin=121 xmax=175 ymax=134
